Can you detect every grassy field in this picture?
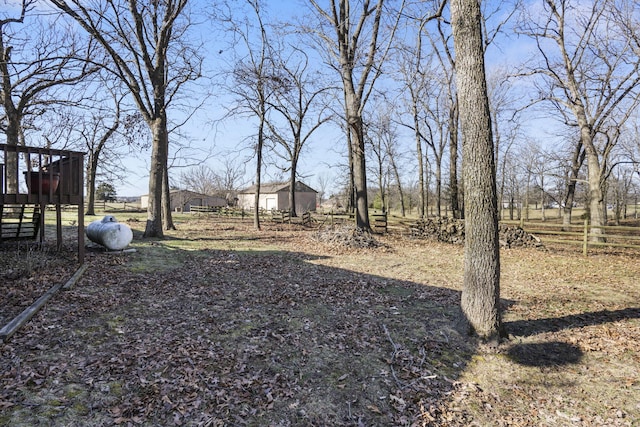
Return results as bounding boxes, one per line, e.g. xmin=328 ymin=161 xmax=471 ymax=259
xmin=1 ymin=213 xmax=639 ymax=426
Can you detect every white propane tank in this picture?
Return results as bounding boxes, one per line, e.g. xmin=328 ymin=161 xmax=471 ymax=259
xmin=86 ymin=215 xmax=133 ymax=251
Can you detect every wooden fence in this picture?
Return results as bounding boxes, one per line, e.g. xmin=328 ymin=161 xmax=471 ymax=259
xmin=504 ymin=220 xmax=640 ymax=255
xmin=372 ymin=213 xmax=388 ymax=233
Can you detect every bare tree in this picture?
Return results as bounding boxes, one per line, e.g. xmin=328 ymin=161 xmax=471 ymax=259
xmin=546 ymin=136 xmax=586 ymax=228
xmin=1 ymin=1 xmax=97 ymax=191
xmin=223 ymin=0 xmax=283 ymax=229
xmin=307 ymin=0 xmax=405 ymax=230
xmin=420 ymin=76 xmax=449 ymax=218
xmin=315 ymin=172 xmax=331 ymax=207
xmin=180 ymin=156 xmax=245 ymax=203
xmin=49 ymin=0 xmax=204 ymax=237
xmin=426 ymin=11 xmax=461 ymax=219
xmin=451 ymin=0 xmax=504 ymax=341
xmin=516 ymin=0 xmax=640 ymax=241
xmin=530 ymin=143 xmax=554 ymax=221
xmin=382 ymin=116 xmax=406 ymax=217
xmin=502 ymin=153 xmax=522 ymax=220
xmin=487 ymin=68 xmax=522 ymax=221
xmin=266 ymin=46 xmax=332 ymax=217
xmin=516 ymin=141 xmax=540 ymax=222
xmin=179 ymin=165 xmax=218 ymax=196
xmin=365 ymin=111 xmax=390 ymax=213
xmin=82 ymin=86 xmax=124 ymax=216
xmin=216 ymin=156 xmax=246 ymax=201
xmin=421 ymin=1 xmax=519 ymax=220
xmin=394 ymin=11 xmax=432 ymax=218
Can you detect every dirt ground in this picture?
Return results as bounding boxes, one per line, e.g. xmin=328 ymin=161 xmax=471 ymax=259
xmin=1 ymin=217 xmax=639 ymax=426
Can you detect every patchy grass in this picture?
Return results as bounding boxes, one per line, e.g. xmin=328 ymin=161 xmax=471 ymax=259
xmin=1 ymin=217 xmax=638 ymax=426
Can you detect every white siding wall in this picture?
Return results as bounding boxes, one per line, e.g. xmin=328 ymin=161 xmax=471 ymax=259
xmin=237 ymin=191 xmax=317 ymax=212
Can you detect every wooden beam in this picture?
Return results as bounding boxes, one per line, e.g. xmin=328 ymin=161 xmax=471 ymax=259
xmin=0 ymin=264 xmax=88 ymax=342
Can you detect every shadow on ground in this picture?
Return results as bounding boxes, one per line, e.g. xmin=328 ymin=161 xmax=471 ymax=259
xmin=506 ymin=307 xmax=640 ymax=337
xmin=1 ymin=236 xmax=636 ymax=426
xmin=506 ymin=341 xmax=583 ymax=366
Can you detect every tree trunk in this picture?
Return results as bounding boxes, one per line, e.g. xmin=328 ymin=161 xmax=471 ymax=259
xmin=435 ymin=157 xmax=442 ymax=217
xmin=497 ymin=146 xmax=510 ymax=222
xmin=451 ymin=0 xmax=503 ymax=341
xmin=413 ymin=102 xmax=426 ymax=218
xmin=289 ymin=157 xmax=297 ymax=217
xmin=1 ymin=32 xmax=20 ymax=193
xmin=586 ymin=149 xmax=606 ymax=241
xmin=449 ymin=100 xmax=461 ymax=219
xmin=509 ymin=194 xmax=514 ymax=220
xmin=377 ymin=151 xmax=385 ymax=214
xmin=540 ymin=175 xmax=546 ymax=222
xmin=389 ymin=153 xmax=405 ymax=217
xmin=344 ymin=90 xmax=370 ymax=229
xmin=2 ymin=98 xmax=19 ymax=193
xmin=85 ymin=153 xmax=98 ymax=216
xmin=352 ymin=126 xmax=370 ymax=229
xmin=254 ymin=119 xmax=264 ymax=230
xmin=562 ymin=143 xmax=585 ymax=229
xmin=346 ymin=126 xmax=355 ymax=214
xmin=162 ymin=164 xmax=175 ymax=230
xmin=143 ymin=117 xmax=168 ymax=238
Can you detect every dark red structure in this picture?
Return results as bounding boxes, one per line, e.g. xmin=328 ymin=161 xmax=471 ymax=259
xmin=0 ymin=144 xmax=85 ymax=263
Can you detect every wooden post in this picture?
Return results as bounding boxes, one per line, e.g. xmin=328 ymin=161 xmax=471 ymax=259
xmin=38 ymin=203 xmax=45 ymax=245
xmin=56 ymin=203 xmax=63 ymax=250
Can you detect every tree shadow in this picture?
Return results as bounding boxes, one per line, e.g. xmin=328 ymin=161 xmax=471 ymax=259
xmin=503 ymin=307 xmax=640 ymax=368
xmin=506 ymin=307 xmax=640 ymax=337
xmin=506 ymin=341 xmax=583 ymax=366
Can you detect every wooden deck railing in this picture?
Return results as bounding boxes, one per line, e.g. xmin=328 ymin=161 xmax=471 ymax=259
xmin=0 ymin=144 xmax=84 ymax=205
xmin=1 ymin=144 xmax=85 ymax=262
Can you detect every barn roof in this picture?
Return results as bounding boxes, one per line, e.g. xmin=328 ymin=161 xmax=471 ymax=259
xmin=239 ymin=181 xmax=317 ymax=194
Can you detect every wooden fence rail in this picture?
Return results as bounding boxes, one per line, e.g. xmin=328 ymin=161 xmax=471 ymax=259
xmin=503 ymin=220 xmax=640 ymax=255
xmin=371 ymin=213 xmax=387 ymax=233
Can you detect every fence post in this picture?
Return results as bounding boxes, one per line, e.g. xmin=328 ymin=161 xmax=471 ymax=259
xmin=582 ymin=218 xmax=589 ymax=256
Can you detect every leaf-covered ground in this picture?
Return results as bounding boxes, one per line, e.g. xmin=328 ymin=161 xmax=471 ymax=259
xmin=1 ymin=218 xmax=639 ymax=426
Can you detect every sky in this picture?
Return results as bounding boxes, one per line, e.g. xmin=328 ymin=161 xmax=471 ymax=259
xmin=112 ymin=0 xmax=551 ymax=199
xmin=3 ymin=0 xmax=568 ymax=199
xmin=115 ymin=0 xmax=349 ymax=198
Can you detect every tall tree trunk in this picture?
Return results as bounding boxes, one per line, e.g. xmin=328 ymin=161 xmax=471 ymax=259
xmin=586 ymin=149 xmax=606 ymax=240
xmin=162 ymin=164 xmax=175 ymax=230
xmin=435 ymin=157 xmax=442 ymax=217
xmin=509 ymin=194 xmax=514 ymax=220
xmin=389 ymin=153 xmax=405 ymax=217
xmin=84 ymin=101 xmax=120 ymax=217
xmin=524 ymin=172 xmax=531 ymax=221
xmin=85 ymin=153 xmax=99 ymax=216
xmin=540 ymin=174 xmax=546 ymax=222
xmin=451 ymin=0 xmax=503 ymax=341
xmin=344 ymin=94 xmax=370 ymax=229
xmin=492 ymin=116 xmax=502 ymax=221
xmin=1 ymin=31 xmax=20 ymax=193
xmin=377 ymin=151 xmax=385 ymax=214
xmin=289 ymin=157 xmax=297 ymax=217
xmin=254 ymin=119 xmax=264 ymax=230
xmin=144 ymin=117 xmax=168 ymax=238
xmin=562 ymin=142 xmax=585 ymax=229
xmin=1 ymin=97 xmax=19 ymax=193
xmin=352 ymin=130 xmax=370 ymax=228
xmin=345 ymin=126 xmax=355 ymax=214
xmin=413 ymin=103 xmax=426 ymax=218
xmin=449 ymin=99 xmax=461 ymax=219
